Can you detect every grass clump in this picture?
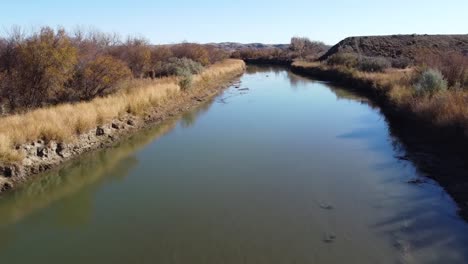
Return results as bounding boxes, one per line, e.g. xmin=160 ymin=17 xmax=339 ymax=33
xmin=326 ymin=53 xmax=359 ymax=68
xmin=391 ymin=57 xmax=412 ymax=69
xmin=0 ymin=135 xmax=23 ymax=162
xmin=156 ymin=57 xmax=204 ymax=77
xmin=414 ymin=69 xmax=447 ymax=95
xmin=358 ymin=57 xmax=391 ymax=72
xmin=178 ymin=69 xmax=194 ymax=91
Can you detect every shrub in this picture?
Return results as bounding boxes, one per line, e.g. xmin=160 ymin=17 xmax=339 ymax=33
xmin=0 ymin=27 xmax=232 ymax=113
xmin=204 ymin=45 xmax=230 ymax=64
xmin=111 ymin=37 xmax=152 ymax=78
xmin=156 ymin=57 xmax=203 ymax=77
xmin=171 ymin=43 xmax=210 ymax=66
xmin=7 ymin=27 xmax=78 ymax=108
xmin=358 ymin=57 xmax=391 ymax=72
xmin=290 ymin=37 xmax=328 ymax=59
xmin=178 ymin=69 xmax=193 ymax=91
xmin=77 ymin=55 xmax=132 ymax=99
xmin=326 ymin=53 xmax=359 ymax=67
xmin=237 ymin=48 xmax=282 ymax=60
xmin=391 ymin=57 xmax=412 ymax=69
xmin=414 ymin=69 xmax=447 ymax=95
xmin=151 ymin=46 xmax=173 ymax=65
xmin=415 ymin=50 xmax=468 ymax=88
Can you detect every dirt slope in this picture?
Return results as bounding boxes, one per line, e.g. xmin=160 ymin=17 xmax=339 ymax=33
xmin=320 ymin=34 xmax=468 ymax=60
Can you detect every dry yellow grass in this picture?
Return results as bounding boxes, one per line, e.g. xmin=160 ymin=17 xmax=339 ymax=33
xmin=0 ymin=59 xmax=245 ymax=163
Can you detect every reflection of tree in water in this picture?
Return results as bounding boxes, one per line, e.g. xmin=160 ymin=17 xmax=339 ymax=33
xmin=285 ymin=71 xmax=316 ymax=88
xmin=326 ymin=83 xmax=370 ymax=102
xmin=54 ymin=188 xmax=93 ymax=228
xmin=180 ymin=98 xmax=215 ymax=128
xmin=53 ymin=156 xmax=139 ymax=229
xmin=0 ymin=118 xmax=180 ymax=229
xmin=247 ymin=65 xmax=315 ymax=89
xmin=246 ymin=65 xmax=283 ymax=75
xmin=0 ymin=227 xmax=15 ymax=248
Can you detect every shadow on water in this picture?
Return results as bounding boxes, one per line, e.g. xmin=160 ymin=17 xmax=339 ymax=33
xmin=0 ymin=99 xmax=216 ymax=232
xmin=283 ymin=68 xmax=468 ymax=263
xmin=289 ymin=66 xmax=468 ymax=217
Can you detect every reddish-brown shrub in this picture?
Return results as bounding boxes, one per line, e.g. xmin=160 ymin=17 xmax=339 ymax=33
xmin=415 ymin=50 xmax=468 ymax=88
xmin=171 ymin=43 xmax=210 ymax=66
xmin=5 ymin=27 xmax=78 ymax=108
xmin=77 ymin=55 xmax=132 ymax=99
xmin=0 ymin=27 xmax=233 ymax=113
xmin=110 ymin=37 xmax=152 ymax=78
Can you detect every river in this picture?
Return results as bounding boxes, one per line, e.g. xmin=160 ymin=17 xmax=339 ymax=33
xmin=0 ymin=65 xmax=467 ymax=264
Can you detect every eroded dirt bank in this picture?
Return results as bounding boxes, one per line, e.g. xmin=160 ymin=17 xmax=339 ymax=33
xmin=0 ymin=62 xmax=245 ymax=192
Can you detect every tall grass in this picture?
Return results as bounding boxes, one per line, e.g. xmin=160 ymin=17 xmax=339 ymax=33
xmin=0 ymin=59 xmax=245 ymax=163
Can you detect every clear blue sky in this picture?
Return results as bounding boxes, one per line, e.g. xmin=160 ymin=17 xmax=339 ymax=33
xmin=2 ymin=0 xmax=467 ymax=45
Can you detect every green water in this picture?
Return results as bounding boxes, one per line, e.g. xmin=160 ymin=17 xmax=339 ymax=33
xmin=1 ymin=66 xmax=467 ymax=264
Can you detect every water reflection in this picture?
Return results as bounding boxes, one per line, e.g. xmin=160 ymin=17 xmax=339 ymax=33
xmin=0 ymin=100 xmax=215 ymax=229
xmin=245 ymin=65 xmax=284 ymax=75
xmin=0 ymin=66 xmax=467 ymax=263
xmin=180 ymin=98 xmax=214 ymax=128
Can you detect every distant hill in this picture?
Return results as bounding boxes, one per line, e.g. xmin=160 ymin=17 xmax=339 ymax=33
xmin=209 ymin=42 xmax=289 ymax=51
xmin=320 ymin=34 xmax=468 ymax=61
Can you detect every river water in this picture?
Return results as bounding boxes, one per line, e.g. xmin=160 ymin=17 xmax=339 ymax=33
xmin=0 ymin=66 xmax=467 ymax=264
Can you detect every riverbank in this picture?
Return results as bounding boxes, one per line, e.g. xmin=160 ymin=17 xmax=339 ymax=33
xmin=290 ymin=61 xmax=468 ymax=220
xmin=243 ymin=58 xmax=292 ymax=66
xmin=0 ymin=59 xmax=246 ymax=191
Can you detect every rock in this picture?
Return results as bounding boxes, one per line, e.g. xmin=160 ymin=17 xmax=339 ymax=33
xmin=96 ymin=126 xmax=105 ymax=136
xmin=37 ymin=146 xmax=48 ymax=158
xmin=127 ymin=119 xmax=135 ymax=126
xmin=111 ymin=123 xmax=119 ymax=129
xmin=319 ymin=203 xmax=334 ymax=210
xmin=0 ymin=165 xmax=21 ymax=178
xmin=323 ymin=233 xmax=336 ymax=243
xmin=48 ymin=141 xmax=58 ymax=153
xmin=0 ymin=166 xmax=13 ymax=177
xmin=407 ymin=178 xmax=425 ymax=185
xmin=396 ymin=155 xmax=410 ymax=161
xmin=56 ymin=142 xmax=67 ymax=157
xmin=0 ymin=179 xmax=12 ymax=192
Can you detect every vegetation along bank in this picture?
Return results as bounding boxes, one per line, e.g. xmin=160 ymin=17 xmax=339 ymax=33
xmin=0 ymin=27 xmax=245 ymax=191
